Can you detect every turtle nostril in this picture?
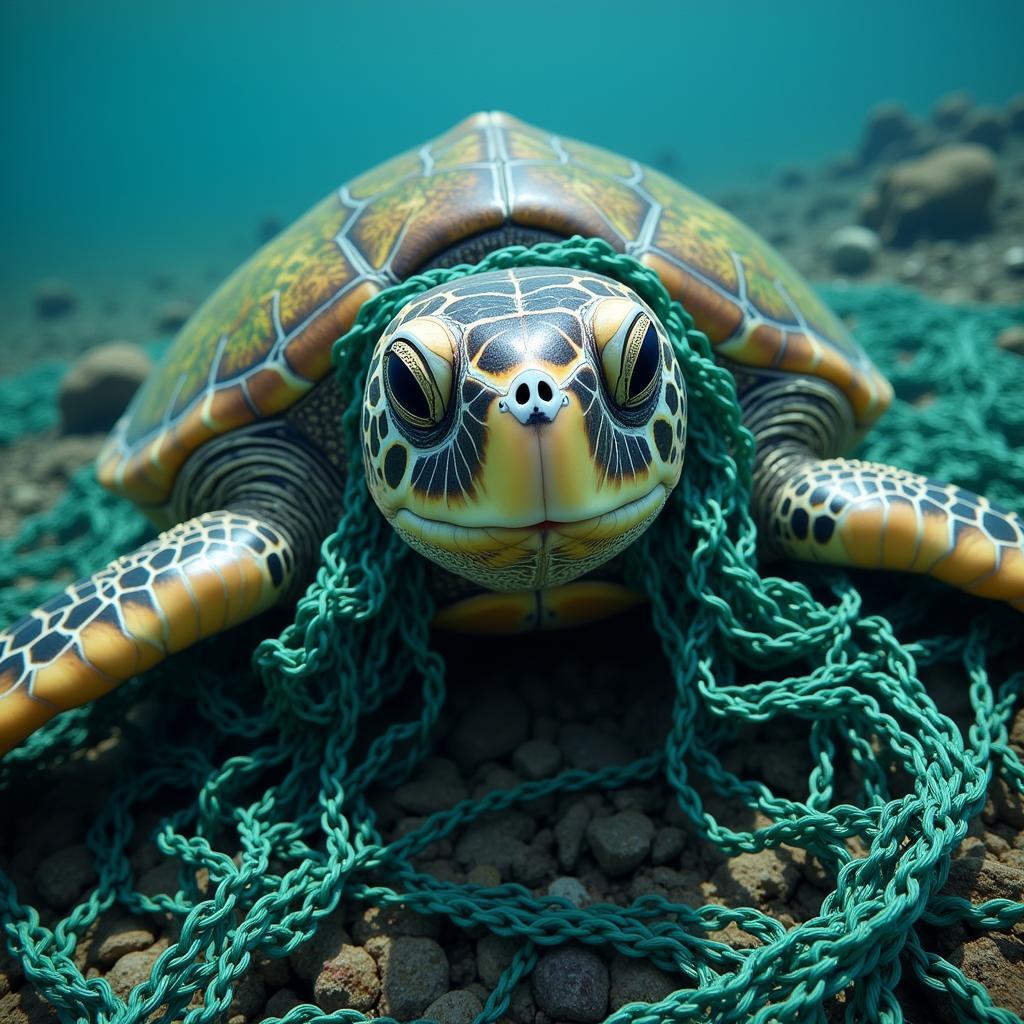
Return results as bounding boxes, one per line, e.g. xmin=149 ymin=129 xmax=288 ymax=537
xmin=537 ymin=380 xmax=553 ymax=402
xmin=515 ymin=383 xmax=530 ymax=405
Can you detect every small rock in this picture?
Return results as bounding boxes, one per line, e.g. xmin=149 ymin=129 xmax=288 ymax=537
xmin=230 ymin=972 xmax=266 ymax=1019
xmin=932 ymin=91 xmax=973 ymax=130
xmin=353 ymin=903 xmax=440 ymax=944
xmin=943 ymin=856 xmax=1024 ymax=905
xmin=454 ymin=810 xmax=534 ymax=877
xmin=377 ymin=936 xmax=449 ymax=1019
xmin=1004 ymin=246 xmax=1024 ymax=277
xmin=0 ymin=989 xmax=59 ymax=1023
xmin=513 ymin=738 xmax=563 ymax=780
xmin=826 ymin=225 xmax=880 ymax=274
xmin=290 ymin=913 xmax=352 ymax=979
xmin=394 ymin=774 xmax=469 ymax=815
xmin=92 ymin=915 xmax=156 ymax=967
xmin=512 ymin=844 xmax=556 ymax=887
xmin=35 ymin=844 xmax=95 ymax=909
xmin=10 ymin=483 xmax=45 ymax=515
xmin=586 ymin=811 xmax=655 ymax=875
xmin=559 ymin=724 xmax=636 ymax=771
xmin=264 ymin=989 xmax=302 ymax=1018
xmin=1007 ymin=94 xmax=1024 ymax=134
xmin=154 ymin=300 xmax=195 ymax=334
xmin=939 ymin=932 xmax=1024 ymax=1019
xmin=34 ymin=279 xmax=77 ymax=318
xmin=961 ymin=106 xmax=1008 ymax=151
xmin=554 ymin=800 xmax=593 ymax=871
xmin=58 ymin=342 xmax=154 ymax=435
xmin=106 ymin=942 xmax=168 ymax=1000
xmin=650 ymin=826 xmax=687 ymax=866
xmin=859 ymin=103 xmax=918 ymax=164
xmin=424 ymin=989 xmax=484 ymax=1024
xmin=547 ymin=876 xmax=590 ymax=908
xmin=532 ymin=946 xmax=609 ymax=1023
xmin=466 ymin=863 xmax=502 ymax=887
xmin=859 ymin=144 xmax=999 ymax=244
xmin=313 ymin=944 xmax=380 ymax=1012
xmin=712 ymin=849 xmax=801 ymax=908
xmin=996 ymin=326 xmax=1024 ymax=356
xmin=476 ymin=933 xmax=521 ymax=987
xmin=449 ymin=690 xmax=530 ymax=767
xmin=609 ymin=954 xmax=677 ymax=1010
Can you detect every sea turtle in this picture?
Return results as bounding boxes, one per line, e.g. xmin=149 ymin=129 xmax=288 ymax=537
xmin=2 ymin=111 xmax=1022 ymax=754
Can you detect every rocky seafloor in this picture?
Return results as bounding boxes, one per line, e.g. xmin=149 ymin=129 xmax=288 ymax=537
xmin=1 ymin=91 xmax=1024 ymax=1023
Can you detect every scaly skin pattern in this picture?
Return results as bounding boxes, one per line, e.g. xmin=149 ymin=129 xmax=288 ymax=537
xmin=98 ymin=111 xmax=890 ymax=509
xmin=770 ymin=459 xmax=1024 ymax=609
xmin=0 ymin=511 xmax=292 ymax=754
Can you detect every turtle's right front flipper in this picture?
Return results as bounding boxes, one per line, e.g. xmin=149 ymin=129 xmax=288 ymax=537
xmin=0 ymin=509 xmax=295 ymax=755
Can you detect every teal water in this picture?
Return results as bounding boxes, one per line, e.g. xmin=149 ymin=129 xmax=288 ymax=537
xmin=2 ymin=0 xmax=1022 ymax=289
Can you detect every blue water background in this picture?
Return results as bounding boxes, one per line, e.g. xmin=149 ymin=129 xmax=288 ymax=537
xmin=2 ymin=0 xmax=1022 ymax=292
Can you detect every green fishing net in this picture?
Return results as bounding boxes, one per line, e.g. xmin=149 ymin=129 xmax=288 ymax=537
xmin=1 ymin=236 xmax=1023 ymax=1024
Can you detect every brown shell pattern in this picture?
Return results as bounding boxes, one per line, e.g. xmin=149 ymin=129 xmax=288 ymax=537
xmin=99 ymin=111 xmax=892 ymax=507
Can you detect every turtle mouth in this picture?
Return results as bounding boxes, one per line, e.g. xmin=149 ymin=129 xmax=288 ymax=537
xmin=393 ymin=484 xmax=667 ymax=550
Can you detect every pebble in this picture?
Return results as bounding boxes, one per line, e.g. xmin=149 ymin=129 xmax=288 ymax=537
xmin=154 ymin=299 xmax=195 ymax=334
xmin=92 ymin=915 xmax=156 ymax=967
xmin=996 ymin=326 xmax=1024 ymax=356
xmin=313 ymin=943 xmax=380 ymax=1012
xmin=609 ymin=954 xmax=678 ymax=1009
xmin=376 ymin=936 xmax=450 ymax=1019
xmin=229 ymin=972 xmax=266 ymax=1019
xmin=558 ymin=724 xmax=636 ymax=770
xmin=858 ymin=103 xmax=918 ymax=164
xmin=33 ymin=278 xmax=77 ymax=318
xmin=353 ymin=903 xmax=440 ymax=944
xmin=290 ymin=912 xmax=352 ymax=979
xmin=424 ymin=989 xmax=484 ymax=1024
xmin=554 ymin=800 xmax=593 ymax=871
xmin=586 ymin=811 xmax=655 ymax=875
xmin=58 ymin=342 xmax=153 ymax=435
xmin=476 ymin=933 xmax=521 ymax=987
xmin=650 ymin=826 xmax=687 ymax=866
xmin=961 ymin=106 xmax=1008 ymax=151
xmin=454 ymin=810 xmax=534 ymax=877
xmin=512 ymin=738 xmax=563 ymax=780
xmin=35 ymin=844 xmax=95 ymax=909
xmin=532 ymin=945 xmax=609 ymax=1023
xmin=547 ymin=876 xmax=590 ymax=908
xmin=1004 ymin=246 xmax=1024 ymax=276
xmin=465 ymin=863 xmax=501 ymax=887
xmin=449 ymin=690 xmax=530 ymax=767
xmin=105 ymin=942 xmax=168 ymax=1000
xmin=393 ymin=774 xmax=469 ymax=815
xmin=512 ymin=844 xmax=556 ymax=887
xmin=932 ymin=91 xmax=973 ymax=130
xmin=711 ymin=849 xmax=801 ymax=907
xmin=826 ymin=225 xmax=880 ymax=274
xmin=263 ymin=989 xmax=301 ymax=1018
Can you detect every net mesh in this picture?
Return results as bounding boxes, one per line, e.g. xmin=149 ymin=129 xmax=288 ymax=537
xmin=1 ymin=237 xmax=1023 ymax=1024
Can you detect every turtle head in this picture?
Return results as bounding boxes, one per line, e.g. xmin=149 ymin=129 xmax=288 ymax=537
xmin=361 ymin=267 xmax=686 ymax=591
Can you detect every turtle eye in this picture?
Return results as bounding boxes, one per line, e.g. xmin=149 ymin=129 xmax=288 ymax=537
xmin=384 ymin=336 xmax=452 ymax=429
xmin=592 ymin=300 xmax=662 ymax=409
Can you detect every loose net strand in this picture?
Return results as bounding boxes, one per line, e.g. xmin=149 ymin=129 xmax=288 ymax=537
xmin=0 ymin=237 xmax=1022 ymax=1024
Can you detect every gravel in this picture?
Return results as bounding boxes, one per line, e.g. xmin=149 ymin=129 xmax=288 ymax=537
xmin=424 ymin=988 xmax=485 ymax=1024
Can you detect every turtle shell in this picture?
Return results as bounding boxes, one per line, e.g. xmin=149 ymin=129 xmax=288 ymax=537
xmin=99 ymin=111 xmax=892 ymax=509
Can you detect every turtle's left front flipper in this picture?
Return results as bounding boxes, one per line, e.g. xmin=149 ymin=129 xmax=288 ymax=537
xmin=759 ymin=457 xmax=1024 ymax=611
xmin=0 ymin=509 xmax=295 ymax=755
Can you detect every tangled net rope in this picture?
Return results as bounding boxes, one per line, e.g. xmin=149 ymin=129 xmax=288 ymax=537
xmin=1 ymin=236 xmax=1023 ymax=1023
